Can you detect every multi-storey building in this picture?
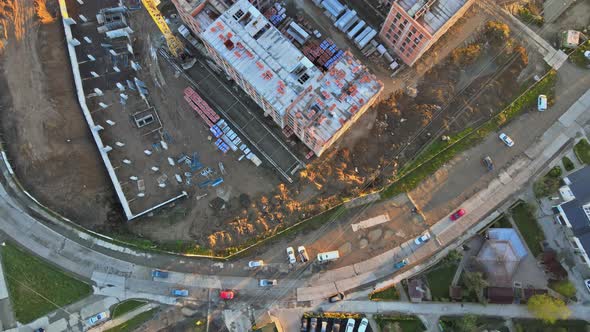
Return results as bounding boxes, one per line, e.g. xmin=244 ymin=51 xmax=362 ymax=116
xmin=198 ymin=0 xmax=383 ymax=156
xmin=171 ymin=0 xmax=273 ymax=36
xmin=379 ymin=0 xmax=475 ymax=66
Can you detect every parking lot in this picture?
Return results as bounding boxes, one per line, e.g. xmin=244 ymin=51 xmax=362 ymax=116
xmin=301 ymin=315 xmax=373 ymax=332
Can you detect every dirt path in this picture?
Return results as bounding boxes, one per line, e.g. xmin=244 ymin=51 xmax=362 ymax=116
xmin=0 ymin=0 xmax=116 ymax=228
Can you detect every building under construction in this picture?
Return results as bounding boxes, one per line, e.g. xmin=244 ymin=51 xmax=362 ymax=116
xmin=188 ymin=0 xmax=384 ymax=156
xmin=379 ymin=0 xmax=475 ymax=66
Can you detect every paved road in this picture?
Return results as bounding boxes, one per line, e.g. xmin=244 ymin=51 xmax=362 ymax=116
xmin=315 ymin=300 xmax=590 ymax=320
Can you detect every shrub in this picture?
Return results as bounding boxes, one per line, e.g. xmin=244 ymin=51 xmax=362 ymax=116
xmin=451 ymin=44 xmax=482 ymax=66
xmin=562 ymin=156 xmax=574 ymax=171
xmin=485 ymin=21 xmax=510 ymax=43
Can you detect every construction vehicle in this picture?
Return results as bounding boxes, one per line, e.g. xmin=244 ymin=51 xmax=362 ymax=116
xmin=141 ymin=0 xmax=196 ymax=69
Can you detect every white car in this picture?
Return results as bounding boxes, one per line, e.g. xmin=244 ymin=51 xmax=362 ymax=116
xmin=345 ymin=318 xmax=356 ymax=332
xmin=286 ymin=247 xmax=296 ymax=264
xmin=414 ymin=232 xmax=431 ymax=245
xmin=537 ymin=94 xmax=547 ymax=111
xmin=585 ymin=279 xmax=590 ymax=293
xmin=358 ymin=318 xmax=369 ymax=332
xmin=248 ymin=260 xmax=264 ymax=268
xmin=499 ymin=133 xmax=514 ymax=147
xmin=86 ymin=311 xmax=109 ymax=326
xmin=298 ymin=246 xmax=309 ymax=262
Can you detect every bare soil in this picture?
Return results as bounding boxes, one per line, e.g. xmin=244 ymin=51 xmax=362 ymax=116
xmin=0 ymin=0 xmax=545 ymax=256
xmin=0 ymin=0 xmax=118 ymax=229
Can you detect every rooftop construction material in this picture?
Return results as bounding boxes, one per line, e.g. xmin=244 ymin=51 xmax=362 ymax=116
xmin=199 ymin=0 xmax=383 ymax=156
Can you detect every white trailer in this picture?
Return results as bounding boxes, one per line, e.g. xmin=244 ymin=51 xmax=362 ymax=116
xmin=347 ymin=20 xmax=365 ymax=39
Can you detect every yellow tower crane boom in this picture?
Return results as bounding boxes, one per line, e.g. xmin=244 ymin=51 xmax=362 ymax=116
xmin=141 ymin=0 xmax=184 ymax=58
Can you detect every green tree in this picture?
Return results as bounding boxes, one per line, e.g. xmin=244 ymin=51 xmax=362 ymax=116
xmin=455 ymin=314 xmax=479 ymax=332
xmin=463 ymin=272 xmax=488 ymax=296
xmin=551 ymin=280 xmax=576 ymax=298
xmin=527 ymin=294 xmax=571 ymax=324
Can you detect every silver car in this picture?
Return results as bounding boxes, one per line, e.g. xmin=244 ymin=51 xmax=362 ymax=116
xmin=286 ymin=247 xmax=296 ymax=264
xmin=259 ymin=279 xmax=277 ymax=287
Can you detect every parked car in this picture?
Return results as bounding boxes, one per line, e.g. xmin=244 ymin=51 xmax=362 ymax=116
xmin=345 ymin=318 xmax=356 ymax=332
xmin=538 ymin=94 xmax=547 ymax=111
xmin=248 ymin=260 xmax=264 ymax=268
xmin=321 ymin=321 xmax=328 ymax=332
xmin=86 ymin=311 xmax=109 ymax=326
xmin=219 ymin=289 xmax=235 ymax=300
xmin=286 ymin=246 xmax=297 ymax=264
xmin=151 ymin=270 xmax=169 ymax=278
xmin=328 ymin=292 xmax=345 ymax=303
xmin=393 ymin=259 xmax=409 ymax=270
xmin=585 ymin=279 xmax=590 ymax=293
xmin=310 ymin=317 xmax=318 ymax=331
xmin=331 ymin=319 xmax=341 ymax=332
xmin=499 ymin=133 xmax=515 ymax=147
xmin=482 ymin=156 xmax=494 ymax=171
xmin=301 ymin=317 xmax=308 ymax=332
xmin=298 ymin=245 xmax=310 ymax=262
xmin=259 ymin=279 xmax=277 ymax=287
xmin=172 ymin=289 xmax=189 ymax=297
xmin=414 ymin=232 xmax=431 ymax=245
xmin=450 ymin=208 xmax=466 ymax=221
xmin=358 ymin=318 xmax=369 ymax=332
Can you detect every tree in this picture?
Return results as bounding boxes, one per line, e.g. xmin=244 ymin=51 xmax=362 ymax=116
xmin=527 ymin=294 xmax=571 ymax=324
xmin=485 ymin=21 xmax=510 ymax=43
xmin=551 ymin=280 xmax=576 ymax=299
xmin=455 ymin=314 xmax=478 ymax=332
xmin=463 ymin=272 xmax=488 ymax=296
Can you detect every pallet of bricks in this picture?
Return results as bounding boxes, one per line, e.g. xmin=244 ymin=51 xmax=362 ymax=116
xmin=183 ymin=87 xmax=220 ymax=128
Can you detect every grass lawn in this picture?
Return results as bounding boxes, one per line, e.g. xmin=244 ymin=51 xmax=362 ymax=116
xmin=370 ymin=285 xmax=400 ymax=301
xmin=513 ymin=319 xmax=590 ymax=332
xmin=425 ymin=262 xmax=458 ymax=300
xmin=0 ymin=242 xmax=92 ymax=323
xmin=573 ymin=138 xmax=590 ymax=164
xmin=376 ymin=315 xmax=425 ymax=332
xmin=111 ymin=300 xmax=147 ymax=318
xmin=105 ymin=308 xmax=158 ymax=332
xmin=491 ymin=214 xmax=512 ymax=228
xmin=440 ymin=316 xmax=507 ymax=331
xmin=511 ymin=202 xmax=545 ymax=256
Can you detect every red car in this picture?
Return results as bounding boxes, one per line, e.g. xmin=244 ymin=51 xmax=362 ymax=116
xmin=219 ymin=290 xmax=235 ymax=300
xmin=450 ymin=208 xmax=466 ymax=221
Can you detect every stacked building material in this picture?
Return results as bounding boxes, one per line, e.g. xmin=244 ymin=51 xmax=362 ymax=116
xmin=183 ymin=87 xmax=220 ymax=127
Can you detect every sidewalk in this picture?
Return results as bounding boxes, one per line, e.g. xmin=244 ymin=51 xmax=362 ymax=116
xmin=314 ymin=300 xmax=590 ymax=320
xmin=90 ymin=303 xmax=159 ymax=332
xmin=0 ymin=244 xmax=16 ymax=330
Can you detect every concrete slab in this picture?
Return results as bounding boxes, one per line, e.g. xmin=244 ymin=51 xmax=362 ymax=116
xmin=559 ymin=89 xmax=590 ymax=127
xmin=351 ymin=214 xmax=389 ymax=232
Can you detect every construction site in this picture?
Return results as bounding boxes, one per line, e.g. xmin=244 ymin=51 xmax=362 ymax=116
xmin=0 ymin=0 xmax=551 ymax=253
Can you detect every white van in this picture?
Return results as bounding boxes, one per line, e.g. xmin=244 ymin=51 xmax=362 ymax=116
xmin=317 ymin=250 xmax=340 ymax=263
xmin=537 ymin=94 xmax=547 ymax=111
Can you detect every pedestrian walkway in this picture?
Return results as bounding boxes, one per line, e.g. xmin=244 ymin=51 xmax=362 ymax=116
xmin=90 ymin=303 xmax=158 ymax=332
xmin=0 ymin=245 xmax=16 ymax=330
xmin=315 ymin=300 xmax=590 ymax=321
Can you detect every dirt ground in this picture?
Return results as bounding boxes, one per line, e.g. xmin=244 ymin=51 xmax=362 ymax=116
xmin=0 ymin=0 xmax=547 ymax=255
xmin=0 ymin=0 xmax=118 ymax=228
